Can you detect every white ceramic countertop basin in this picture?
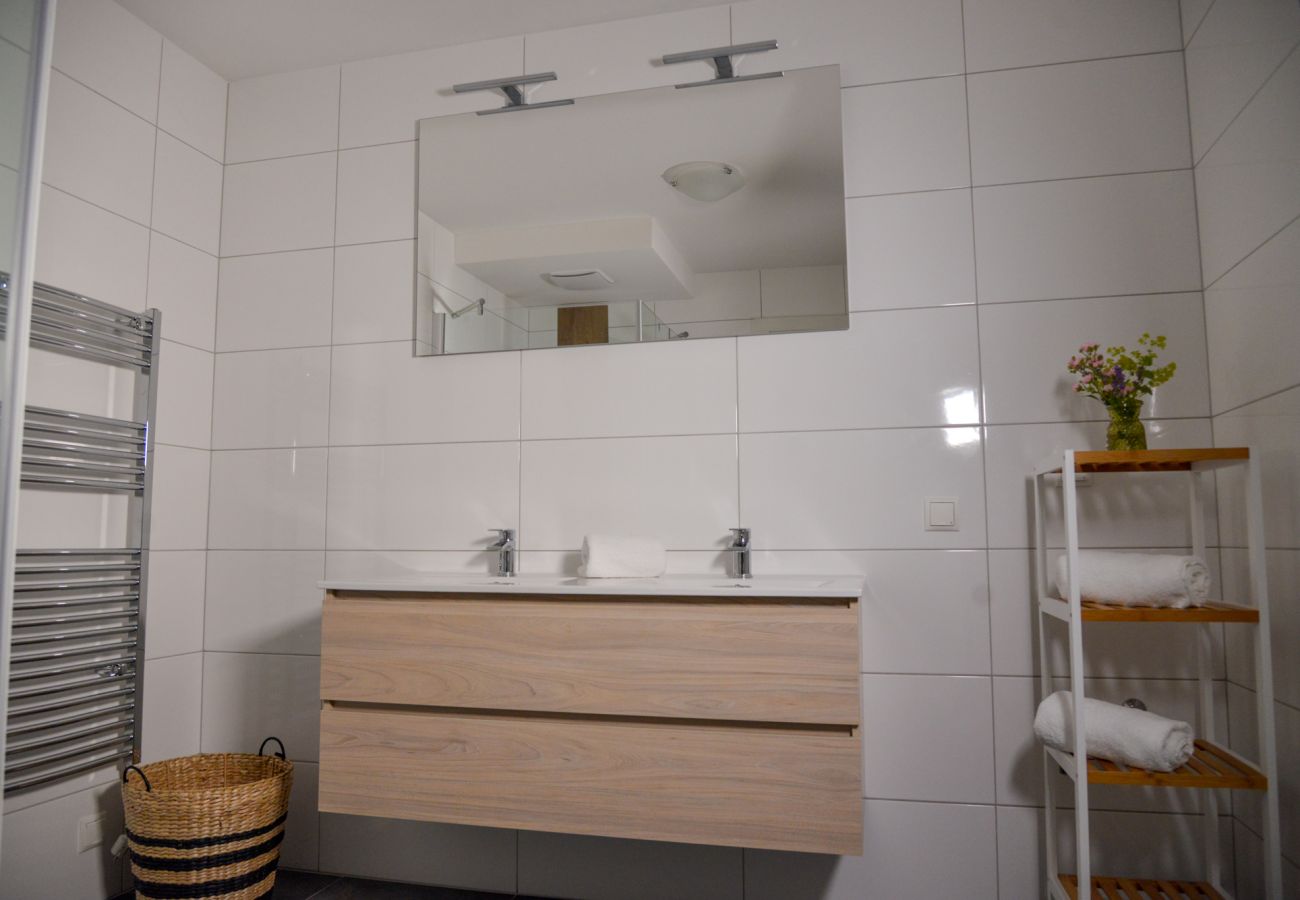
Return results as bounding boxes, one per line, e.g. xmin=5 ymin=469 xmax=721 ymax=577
xmin=319 ymin=573 xmax=864 ymax=599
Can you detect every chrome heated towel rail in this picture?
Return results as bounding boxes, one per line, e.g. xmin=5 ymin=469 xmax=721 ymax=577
xmin=0 ymin=275 xmax=159 ymax=793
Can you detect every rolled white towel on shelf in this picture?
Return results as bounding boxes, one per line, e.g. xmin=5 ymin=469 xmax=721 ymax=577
xmin=1033 ymin=690 xmax=1194 ymax=772
xmin=1054 ymin=549 xmax=1210 ymax=608
xmin=579 ymin=534 xmax=667 ymax=578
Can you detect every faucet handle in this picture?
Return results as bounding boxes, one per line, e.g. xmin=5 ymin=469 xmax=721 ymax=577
xmin=490 ymin=528 xmax=515 ymax=544
xmin=728 ymin=527 xmax=750 ymax=547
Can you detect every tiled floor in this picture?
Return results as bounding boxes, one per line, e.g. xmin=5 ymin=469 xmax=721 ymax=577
xmin=114 ymin=868 xmax=555 ymax=899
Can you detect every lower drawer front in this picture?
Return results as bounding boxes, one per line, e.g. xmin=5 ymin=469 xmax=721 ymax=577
xmin=319 ymin=705 xmax=862 ymax=855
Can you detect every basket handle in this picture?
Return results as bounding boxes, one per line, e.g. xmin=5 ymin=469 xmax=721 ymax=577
xmin=122 ymin=765 xmax=152 ymax=791
xmin=258 ymin=736 xmax=286 ymax=760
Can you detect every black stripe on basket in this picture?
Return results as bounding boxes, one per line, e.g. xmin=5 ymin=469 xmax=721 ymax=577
xmin=126 ymin=812 xmax=287 ymax=850
xmin=131 ymin=828 xmax=283 ymax=872
xmin=133 ymin=855 xmax=278 ymax=899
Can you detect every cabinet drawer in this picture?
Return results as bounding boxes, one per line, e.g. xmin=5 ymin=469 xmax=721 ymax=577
xmin=321 ymin=593 xmax=860 ymax=725
xmin=319 ymin=704 xmax=862 ymax=855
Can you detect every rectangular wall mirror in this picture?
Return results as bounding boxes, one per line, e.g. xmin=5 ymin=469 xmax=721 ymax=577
xmin=414 ymin=64 xmax=846 ymax=355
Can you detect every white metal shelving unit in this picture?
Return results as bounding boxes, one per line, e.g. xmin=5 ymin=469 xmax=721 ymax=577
xmin=1033 ymin=448 xmax=1281 ymax=900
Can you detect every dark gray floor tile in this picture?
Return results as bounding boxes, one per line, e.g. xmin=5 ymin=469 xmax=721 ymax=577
xmin=274 ymin=868 xmax=343 ymax=898
xmin=312 ymin=875 xmax=515 ymax=899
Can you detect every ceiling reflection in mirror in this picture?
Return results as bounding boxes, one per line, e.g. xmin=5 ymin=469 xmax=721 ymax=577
xmin=414 ymin=64 xmax=845 ymax=355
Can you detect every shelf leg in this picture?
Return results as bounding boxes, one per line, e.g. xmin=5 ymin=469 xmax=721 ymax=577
xmin=1062 ymin=450 xmax=1090 ymax=894
xmin=1245 ymin=451 xmax=1282 ymax=898
xmin=1034 ymin=472 xmax=1060 ymax=892
xmin=1191 ymin=470 xmax=1223 ymax=886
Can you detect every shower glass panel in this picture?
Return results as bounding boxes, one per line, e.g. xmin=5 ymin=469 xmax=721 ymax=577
xmin=0 ymin=0 xmax=53 ymax=849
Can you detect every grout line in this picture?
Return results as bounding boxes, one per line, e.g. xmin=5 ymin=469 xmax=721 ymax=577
xmin=1183 ymin=0 xmax=1218 ymax=48
xmin=849 ymin=165 xmax=1193 ymax=201
xmin=1201 ymin=210 xmax=1300 ymax=294
xmin=1210 ymin=379 xmax=1300 ymax=419
xmin=48 ymin=62 xmax=226 ymax=166
xmin=1192 ymin=38 xmax=1300 ymax=168
xmin=201 ymin=410 xmax=1221 ymax=454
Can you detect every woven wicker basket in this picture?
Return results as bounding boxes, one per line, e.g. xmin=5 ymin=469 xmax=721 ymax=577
xmin=121 ymin=738 xmax=293 ymax=900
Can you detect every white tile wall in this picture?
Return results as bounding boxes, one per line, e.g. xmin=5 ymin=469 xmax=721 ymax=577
xmin=521 ymin=435 xmax=737 ymax=550
xmin=200 ymin=651 xmax=322 ymax=759
xmin=331 ymin=240 xmax=416 ymax=344
xmin=525 ymin=6 xmax=730 ymax=100
xmin=973 ymin=170 xmax=1202 ymax=303
xmin=334 ymin=141 xmax=415 ymax=246
xmin=741 ymin=428 xmax=986 ymax=550
xmin=52 ymin=0 xmax=161 ymax=121
xmin=34 ymin=186 xmax=149 ymax=310
xmin=978 ymin=292 xmax=1210 ymax=424
xmin=327 ymin=442 xmax=519 ymax=550
xmin=518 ymin=831 xmax=741 ymax=900
xmin=962 ymin=0 xmax=1181 ymax=72
xmin=521 ymin=339 xmax=735 ymax=440
xmin=205 ymin=551 xmax=326 ymax=655
xmin=968 ymin=52 xmax=1191 ymax=185
xmin=140 ymin=652 xmax=203 ymax=761
xmin=154 ymin=339 xmax=214 ymax=448
xmin=143 ymin=550 xmax=206 ymax=660
xmin=213 ymin=347 xmax=331 ymax=449
xmin=1195 ymin=47 xmax=1300 ymax=287
xmin=225 ymin=65 xmax=340 ymax=164
xmin=317 ymin=815 xmax=517 ymax=891
xmin=845 ymin=189 xmax=975 ymax=310
xmin=745 ymin=800 xmax=998 ymax=900
xmin=43 ymin=71 xmax=155 ymax=225
xmin=157 ymin=40 xmax=227 ymax=161
xmin=739 ymin=307 xmax=979 ymax=431
xmin=732 ymin=0 xmax=964 ymax=88
xmin=330 ymin=340 xmax=518 ymax=445
xmin=219 ymin=152 xmax=337 ymax=256
xmin=1184 ymin=1 xmax=1300 ymax=163
xmin=208 ymin=448 xmax=328 ymax=549
xmin=1191 ymin=0 xmax=1300 ymax=875
xmin=145 ymin=231 xmax=218 ymax=351
xmin=841 ymin=76 xmax=969 ymax=197
xmin=151 ymin=131 xmax=222 ymax=254
xmin=216 ymin=248 xmax=335 ymax=351
xmin=337 ymin=37 xmax=523 ymax=148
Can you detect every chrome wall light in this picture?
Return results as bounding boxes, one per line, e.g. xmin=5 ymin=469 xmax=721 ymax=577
xmin=452 ymin=72 xmax=575 ymax=115
xmin=661 ymin=40 xmax=782 ymax=89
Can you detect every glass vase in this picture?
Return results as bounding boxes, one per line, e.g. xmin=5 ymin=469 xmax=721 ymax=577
xmin=1106 ymin=404 xmax=1147 ymax=451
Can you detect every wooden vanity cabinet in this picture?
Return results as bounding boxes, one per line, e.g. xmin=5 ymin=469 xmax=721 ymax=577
xmin=318 ymin=591 xmax=863 ymax=855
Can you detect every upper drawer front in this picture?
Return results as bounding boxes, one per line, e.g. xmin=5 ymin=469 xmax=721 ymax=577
xmin=319 ymin=704 xmax=863 ymax=855
xmin=321 ymin=593 xmax=860 ymax=725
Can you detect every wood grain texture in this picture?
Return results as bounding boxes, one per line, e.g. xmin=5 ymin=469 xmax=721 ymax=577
xmin=557 ymin=305 xmax=609 ymax=346
xmin=320 ymin=594 xmax=860 ymax=725
xmin=319 ymin=704 xmax=863 ymax=855
xmin=1078 ymin=599 xmax=1259 ymax=623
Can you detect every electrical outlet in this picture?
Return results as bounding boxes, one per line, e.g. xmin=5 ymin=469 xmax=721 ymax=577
xmin=77 ymin=813 xmax=106 ymax=853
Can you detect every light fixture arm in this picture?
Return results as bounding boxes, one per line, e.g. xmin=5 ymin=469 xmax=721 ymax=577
xmin=452 ymin=71 xmax=575 ymax=115
xmin=661 ymin=40 xmax=782 ymax=89
xmin=431 ymin=289 xmax=485 ymax=318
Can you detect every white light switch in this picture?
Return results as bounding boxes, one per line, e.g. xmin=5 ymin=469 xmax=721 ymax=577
xmin=925 ymin=497 xmax=958 ymax=531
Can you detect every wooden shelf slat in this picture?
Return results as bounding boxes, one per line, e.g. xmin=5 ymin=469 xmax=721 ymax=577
xmin=1084 ymin=739 xmax=1266 ymax=790
xmin=1048 ymin=447 xmax=1249 ymax=474
xmin=1059 ymin=873 xmax=1225 ymax=899
xmin=1078 ymin=598 xmax=1259 ymax=623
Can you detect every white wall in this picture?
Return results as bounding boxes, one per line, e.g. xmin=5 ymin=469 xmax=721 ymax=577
xmin=0 ymin=0 xmax=225 ymax=896
xmin=1184 ymin=0 xmax=1300 ymax=895
xmin=200 ymin=1 xmax=1243 ymax=897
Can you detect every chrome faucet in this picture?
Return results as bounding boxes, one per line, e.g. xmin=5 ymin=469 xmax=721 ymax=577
xmin=727 ymin=527 xmax=752 ymax=579
xmin=489 ymin=529 xmax=516 ymax=577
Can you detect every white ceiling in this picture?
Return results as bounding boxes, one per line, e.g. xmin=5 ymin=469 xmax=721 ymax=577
xmin=420 ymin=65 xmax=845 ymax=278
xmin=114 ymin=0 xmax=733 ymax=80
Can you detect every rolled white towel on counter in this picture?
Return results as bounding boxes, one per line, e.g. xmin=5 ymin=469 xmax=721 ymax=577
xmin=579 ymin=534 xmax=667 ymax=578
xmin=1054 ymin=550 xmax=1210 ymax=608
xmin=1034 ymin=690 xmax=1194 ymax=772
